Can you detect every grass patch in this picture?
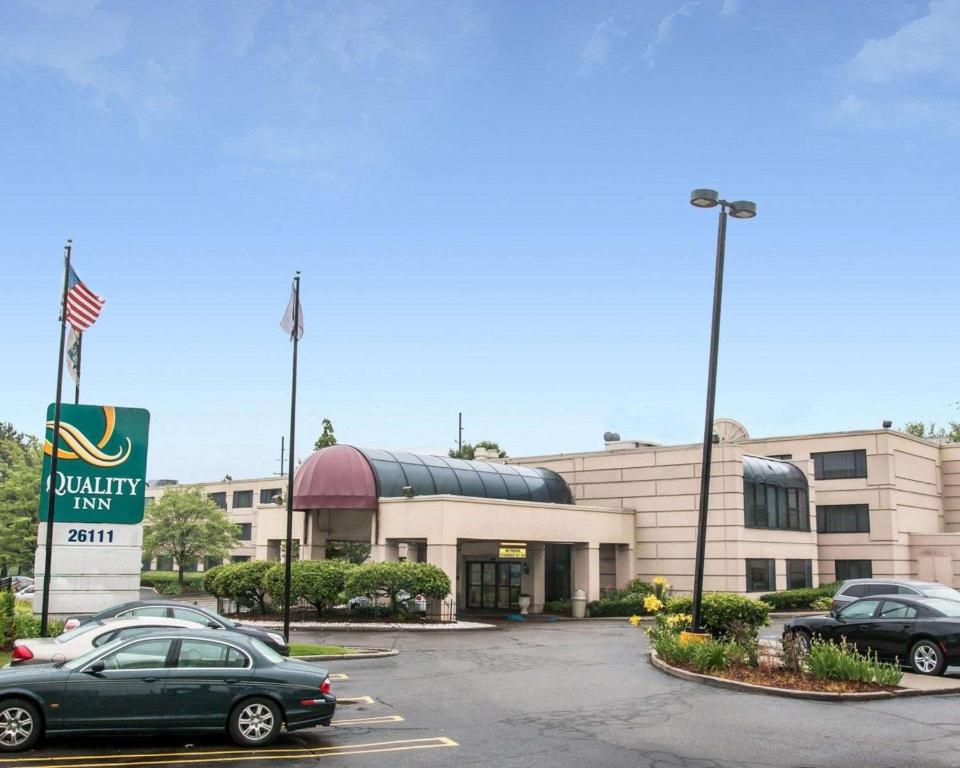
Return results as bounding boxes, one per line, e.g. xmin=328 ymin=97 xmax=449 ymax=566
xmin=289 ymin=643 xmax=350 ymax=657
xmin=0 ymin=650 xmax=9 ymax=668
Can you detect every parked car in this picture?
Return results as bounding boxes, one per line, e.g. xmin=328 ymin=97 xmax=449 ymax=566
xmin=13 ymin=584 xmax=33 ymax=600
xmin=10 ymin=616 xmax=204 ymax=666
xmin=784 ymin=595 xmax=960 ymax=675
xmin=0 ymin=628 xmax=335 ymax=752
xmin=62 ymin=600 xmax=288 ymax=656
xmin=831 ymin=579 xmax=960 ymax=609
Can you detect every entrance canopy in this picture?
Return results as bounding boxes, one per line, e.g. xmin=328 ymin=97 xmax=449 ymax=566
xmin=293 ymin=445 xmax=574 ymax=510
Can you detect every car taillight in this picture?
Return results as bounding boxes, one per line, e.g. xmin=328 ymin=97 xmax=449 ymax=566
xmin=320 ymin=678 xmax=331 ymax=695
xmin=11 ymin=645 xmax=33 ymax=663
xmin=64 ymin=619 xmax=79 ymax=630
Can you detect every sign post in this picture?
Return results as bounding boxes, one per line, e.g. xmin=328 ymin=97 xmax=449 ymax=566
xmin=35 ymin=404 xmax=150 ymax=619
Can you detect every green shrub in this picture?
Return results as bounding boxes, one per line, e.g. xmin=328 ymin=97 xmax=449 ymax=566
xmin=141 ymin=571 xmax=204 ymax=592
xmin=664 ymin=593 xmax=770 ymax=640
xmin=587 ymin=592 xmax=651 ymax=617
xmin=812 ymin=597 xmax=833 ymax=611
xmin=343 ymin=561 xmax=451 ymax=613
xmin=758 ymin=583 xmax=838 ymax=611
xmin=623 ymin=579 xmax=654 ymax=596
xmin=156 ymin=581 xmax=182 ymax=596
xmin=652 ymin=632 xmax=695 ymax=666
xmin=264 ymin=559 xmax=354 ymax=618
xmin=217 ymin=561 xmax=274 ymax=614
xmin=690 ymin=639 xmax=731 ymax=673
xmin=0 ymin=600 xmax=62 ymax=648
xmin=202 ymin=565 xmax=229 ymax=597
xmin=806 ymin=638 xmax=902 ymax=686
xmin=543 ymin=599 xmax=571 ymax=615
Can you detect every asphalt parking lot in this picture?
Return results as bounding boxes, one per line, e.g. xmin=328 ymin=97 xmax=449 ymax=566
xmin=10 ymin=620 xmax=960 ymax=767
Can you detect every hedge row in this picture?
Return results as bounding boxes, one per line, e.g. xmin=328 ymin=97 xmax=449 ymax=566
xmin=141 ymin=571 xmax=205 ymax=595
xmin=203 ymin=559 xmax=451 ymax=617
xmin=664 ymin=594 xmax=770 ymax=639
xmin=758 ymin=583 xmax=837 ymax=611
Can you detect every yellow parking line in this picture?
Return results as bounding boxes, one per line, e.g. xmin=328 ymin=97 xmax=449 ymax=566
xmin=1 ymin=737 xmax=458 ymax=768
xmin=328 ymin=673 xmax=349 ymax=681
xmin=333 ymin=715 xmax=404 ymax=726
xmin=337 ymin=696 xmax=375 ymax=705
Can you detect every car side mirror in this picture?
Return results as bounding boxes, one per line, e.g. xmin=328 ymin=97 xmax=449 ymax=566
xmin=207 ymin=621 xmax=221 ymax=629
xmin=85 ymin=660 xmax=106 ymax=675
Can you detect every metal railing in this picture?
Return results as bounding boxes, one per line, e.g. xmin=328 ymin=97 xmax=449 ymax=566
xmin=217 ymin=595 xmax=458 ymax=623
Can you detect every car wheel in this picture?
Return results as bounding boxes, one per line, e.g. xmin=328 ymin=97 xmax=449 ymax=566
xmin=910 ymin=639 xmax=946 ymax=676
xmin=229 ymin=697 xmax=283 ymax=747
xmin=0 ymin=698 xmax=42 ymax=752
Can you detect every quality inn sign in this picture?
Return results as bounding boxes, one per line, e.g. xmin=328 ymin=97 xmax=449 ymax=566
xmin=39 ymin=404 xmax=150 ymax=524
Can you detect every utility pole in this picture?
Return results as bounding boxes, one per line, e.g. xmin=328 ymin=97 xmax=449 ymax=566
xmin=275 ymin=436 xmax=285 ymax=477
xmin=458 ymin=412 xmax=463 ymax=457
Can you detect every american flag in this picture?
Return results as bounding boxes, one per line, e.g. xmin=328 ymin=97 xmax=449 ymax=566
xmin=65 ymin=266 xmax=105 ymax=331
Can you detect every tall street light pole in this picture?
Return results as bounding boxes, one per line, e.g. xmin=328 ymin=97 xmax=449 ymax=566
xmin=689 ymin=189 xmax=757 ymax=634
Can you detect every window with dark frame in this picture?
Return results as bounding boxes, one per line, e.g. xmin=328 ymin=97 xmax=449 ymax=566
xmin=817 ymin=504 xmax=870 ymax=533
xmin=766 ymin=454 xmax=793 ymax=460
xmin=208 ymin=492 xmax=226 ymax=510
xmin=744 ymin=481 xmax=809 ymax=531
xmin=231 ymin=555 xmax=251 ymax=563
xmin=812 ymin=450 xmax=867 ymax=480
xmin=204 ymin=556 xmax=223 ymax=571
xmin=232 ymin=490 xmax=253 ymax=508
xmin=236 ymin=522 xmax=252 ymax=540
xmin=835 ymin=559 xmax=873 ymax=580
xmin=786 ymin=559 xmax=812 ymax=589
xmin=259 ymin=488 xmax=282 ymax=505
xmin=746 ymin=559 xmax=776 ymax=592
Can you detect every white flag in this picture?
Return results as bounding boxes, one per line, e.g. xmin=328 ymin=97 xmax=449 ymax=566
xmin=280 ymin=281 xmax=303 ymax=341
xmin=65 ymin=327 xmax=81 ymax=384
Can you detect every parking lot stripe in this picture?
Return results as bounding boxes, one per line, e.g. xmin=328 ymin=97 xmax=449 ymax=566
xmin=337 ymin=696 xmax=375 ymax=704
xmin=0 ymin=737 xmax=458 ymax=768
xmin=328 ymin=673 xmax=349 ymax=681
xmin=333 ymin=715 xmax=404 ymax=726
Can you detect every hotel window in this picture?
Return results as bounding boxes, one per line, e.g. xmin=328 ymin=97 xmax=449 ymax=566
xmin=204 ymin=556 xmax=223 ymax=571
xmin=259 ymin=488 xmax=281 ymax=505
xmin=766 ymin=454 xmax=793 ymax=460
xmin=786 ymin=559 xmax=812 ymax=589
xmin=231 ymin=555 xmax=251 ymax=563
xmin=157 ymin=556 xmax=174 ymax=571
xmin=236 ymin=523 xmax=252 ymax=540
xmin=746 ymin=559 xmax=775 ymax=592
xmin=209 ymin=492 xmax=227 ymax=510
xmin=817 ymin=504 xmax=870 ymax=533
xmin=744 ymin=482 xmax=809 ymax=531
xmin=232 ymin=490 xmax=253 ymax=508
xmin=835 ymin=559 xmax=872 ymax=581
xmin=812 ymin=450 xmax=867 ymax=480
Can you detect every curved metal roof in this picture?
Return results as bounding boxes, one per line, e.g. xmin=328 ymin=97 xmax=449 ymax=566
xmin=742 ymin=454 xmax=808 ymax=490
xmin=356 ymin=447 xmax=575 ymax=504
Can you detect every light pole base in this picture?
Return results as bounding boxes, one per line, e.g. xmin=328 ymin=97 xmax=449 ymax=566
xmin=680 ymin=630 xmax=711 ymax=646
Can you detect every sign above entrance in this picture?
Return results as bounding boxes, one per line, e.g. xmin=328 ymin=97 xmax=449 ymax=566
xmin=498 ymin=542 xmax=527 ymax=559
xmin=39 ymin=404 xmax=151 ymax=524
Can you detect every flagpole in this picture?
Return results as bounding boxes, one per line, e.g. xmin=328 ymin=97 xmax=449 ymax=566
xmin=73 ymin=332 xmax=83 ymax=405
xmin=40 ymin=240 xmax=72 ymax=637
xmin=282 ymin=272 xmax=301 ymax=643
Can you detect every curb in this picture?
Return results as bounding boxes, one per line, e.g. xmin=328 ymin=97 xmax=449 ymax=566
xmin=244 ymin=621 xmax=498 ymax=632
xmin=293 ymin=648 xmax=399 ymax=661
xmin=648 ymin=650 xmax=911 ymax=701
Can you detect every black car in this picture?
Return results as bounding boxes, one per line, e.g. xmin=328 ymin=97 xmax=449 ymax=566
xmin=63 ymin=600 xmax=288 ymax=656
xmin=0 ymin=629 xmax=334 ymax=752
xmin=784 ymin=595 xmax=960 ymax=675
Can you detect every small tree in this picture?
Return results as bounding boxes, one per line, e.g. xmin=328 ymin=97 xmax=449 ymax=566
xmin=903 ymin=421 xmax=960 ymax=442
xmin=0 ymin=432 xmax=41 ymax=576
xmin=314 ymin=419 xmax=337 ymax=451
xmin=449 ymin=440 xmax=507 ymax=460
xmin=265 ymin=559 xmax=353 ymax=618
xmin=327 ymin=541 xmax=371 ymax=564
xmin=143 ymin=486 xmax=239 ymax=586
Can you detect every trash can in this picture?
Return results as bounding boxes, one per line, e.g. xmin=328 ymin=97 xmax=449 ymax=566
xmin=571 ymin=588 xmax=587 ymax=619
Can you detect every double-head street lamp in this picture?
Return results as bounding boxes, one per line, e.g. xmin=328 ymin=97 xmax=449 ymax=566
xmin=689 ymin=188 xmax=756 ymax=634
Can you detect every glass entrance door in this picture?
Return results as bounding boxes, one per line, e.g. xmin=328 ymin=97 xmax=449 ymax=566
xmin=467 ymin=561 xmax=521 ymax=610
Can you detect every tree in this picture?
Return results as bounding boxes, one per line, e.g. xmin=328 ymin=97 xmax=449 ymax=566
xmin=0 ymin=427 xmax=40 ymax=577
xmin=448 ymin=440 xmax=508 ymax=460
xmin=143 ymin=486 xmax=240 ymax=585
xmin=903 ymin=421 xmax=960 ymax=442
xmin=264 ymin=559 xmax=353 ymax=618
xmin=314 ymin=419 xmax=337 ymax=451
xmin=218 ymin=560 xmax=274 ymax=614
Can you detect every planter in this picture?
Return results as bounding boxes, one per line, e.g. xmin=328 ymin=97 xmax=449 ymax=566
xmin=517 ymin=595 xmax=531 ymax=615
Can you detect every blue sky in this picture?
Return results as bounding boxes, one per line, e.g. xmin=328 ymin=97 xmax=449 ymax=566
xmin=1 ymin=0 xmax=958 ymax=482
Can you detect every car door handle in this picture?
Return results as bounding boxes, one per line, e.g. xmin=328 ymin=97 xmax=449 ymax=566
xmin=224 ymin=678 xmax=239 ymax=684
xmin=142 ymin=677 xmax=158 ymax=683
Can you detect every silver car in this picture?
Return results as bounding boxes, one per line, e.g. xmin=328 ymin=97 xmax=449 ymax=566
xmin=10 ymin=616 xmax=204 ymax=666
xmin=831 ymin=578 xmax=960 ymax=609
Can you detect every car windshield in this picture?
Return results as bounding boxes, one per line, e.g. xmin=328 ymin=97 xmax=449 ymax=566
xmin=251 ymin=638 xmax=284 ymax=664
xmin=922 ymin=598 xmax=960 ymax=617
xmin=55 ymin=620 xmax=103 ymax=644
xmin=918 ymin=585 xmax=960 ymax=600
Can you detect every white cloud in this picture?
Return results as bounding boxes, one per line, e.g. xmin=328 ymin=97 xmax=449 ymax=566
xmin=827 ymin=94 xmax=960 ymax=133
xmin=644 ymin=1 xmax=699 ymax=67
xmin=720 ymin=0 xmax=740 ymax=17
xmin=849 ymin=0 xmax=960 ymax=83
xmin=579 ymin=16 xmax=631 ymax=74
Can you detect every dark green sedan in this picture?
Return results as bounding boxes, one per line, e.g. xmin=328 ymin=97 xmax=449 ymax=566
xmin=0 ymin=628 xmax=335 ymax=752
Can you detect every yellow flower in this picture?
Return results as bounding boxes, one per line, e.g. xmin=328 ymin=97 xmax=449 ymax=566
xmin=629 ymin=615 xmax=642 ymax=627
xmin=653 ymin=576 xmax=668 ymax=587
xmin=643 ymin=595 xmax=664 ymax=614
